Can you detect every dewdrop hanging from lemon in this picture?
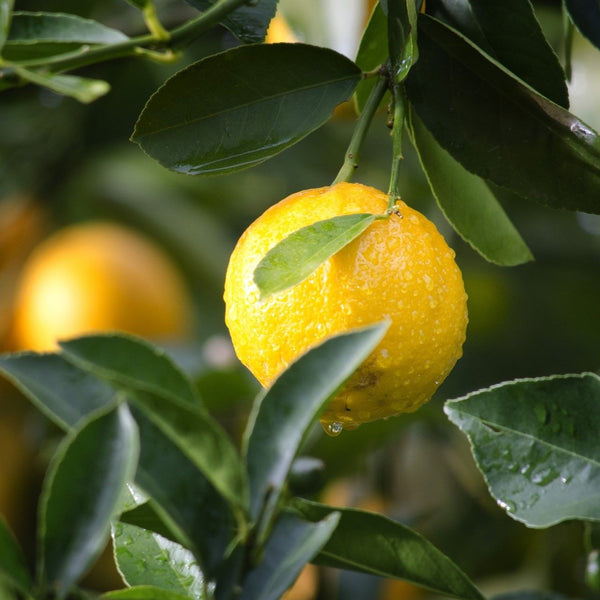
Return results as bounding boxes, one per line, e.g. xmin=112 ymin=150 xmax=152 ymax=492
xmin=224 ymin=182 xmax=468 ymax=434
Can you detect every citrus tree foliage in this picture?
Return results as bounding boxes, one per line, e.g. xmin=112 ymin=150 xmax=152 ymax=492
xmin=1 ymin=0 xmax=600 ymax=599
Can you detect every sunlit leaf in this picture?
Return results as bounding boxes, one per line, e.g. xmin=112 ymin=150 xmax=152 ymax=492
xmin=254 ymin=213 xmax=377 ymax=300
xmin=445 ymin=373 xmax=600 ymax=527
xmin=132 ymin=44 xmax=361 ymax=175
xmin=102 ymin=587 xmax=191 ymax=600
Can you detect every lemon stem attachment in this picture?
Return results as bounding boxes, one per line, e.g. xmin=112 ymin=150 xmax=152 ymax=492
xmin=387 ymin=83 xmax=407 ymax=209
xmin=142 ymin=3 xmax=171 ymax=41
xmin=333 ymin=73 xmax=388 ymax=185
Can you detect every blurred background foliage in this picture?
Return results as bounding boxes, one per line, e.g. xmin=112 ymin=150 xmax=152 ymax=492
xmin=1 ymin=0 xmax=600 ymax=599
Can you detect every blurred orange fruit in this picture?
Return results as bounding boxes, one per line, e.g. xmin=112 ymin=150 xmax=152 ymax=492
xmin=283 ymin=564 xmax=319 ymax=600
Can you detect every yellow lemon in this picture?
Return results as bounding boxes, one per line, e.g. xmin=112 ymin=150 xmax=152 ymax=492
xmin=224 ymin=182 xmax=467 ymax=433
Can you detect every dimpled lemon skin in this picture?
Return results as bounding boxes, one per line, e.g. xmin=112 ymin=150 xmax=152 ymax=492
xmin=224 ymin=182 xmax=468 ymax=431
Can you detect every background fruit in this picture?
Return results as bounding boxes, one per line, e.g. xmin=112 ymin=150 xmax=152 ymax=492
xmin=224 ymin=182 xmax=468 ymax=432
xmin=11 ymin=221 xmax=194 ymax=351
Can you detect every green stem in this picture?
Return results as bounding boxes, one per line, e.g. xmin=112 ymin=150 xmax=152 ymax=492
xmin=387 ymin=83 xmax=406 ymax=209
xmin=332 ymin=73 xmax=388 ymax=184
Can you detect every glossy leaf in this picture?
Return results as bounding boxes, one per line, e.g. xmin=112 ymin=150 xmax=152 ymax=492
xmin=113 ymin=522 xmax=206 ymax=598
xmin=427 ymin=0 xmax=568 ymax=107
xmin=409 ymin=107 xmax=533 ymax=266
xmin=185 ymin=0 xmax=277 ymax=43
xmin=102 ymin=587 xmax=191 ymax=600
xmin=444 ymin=373 xmax=600 ymax=528
xmin=132 ymin=410 xmax=233 ymax=577
xmin=254 ymin=213 xmax=377 ymax=300
xmin=132 ymin=44 xmax=361 ymax=175
xmin=131 ymin=391 xmax=248 ymax=520
xmin=240 ymin=511 xmax=340 ymax=600
xmin=0 ymin=516 xmax=31 ymax=593
xmin=14 ymin=66 xmax=110 ymax=103
xmin=4 ymin=11 xmax=128 ymax=60
xmin=293 ymin=499 xmax=484 ymax=600
xmin=0 ymin=352 xmax=116 ymax=430
xmin=60 ymin=333 xmax=203 ymax=409
xmin=386 ymin=0 xmax=418 ymax=82
xmin=565 ymin=0 xmax=600 ymax=52
xmin=39 ymin=404 xmax=139 ymax=597
xmin=0 ymin=0 xmax=13 ymax=51
xmin=244 ymin=322 xmax=388 ymax=524
xmin=405 ymin=14 xmax=600 ymax=214
xmin=119 ymin=502 xmax=180 ymax=545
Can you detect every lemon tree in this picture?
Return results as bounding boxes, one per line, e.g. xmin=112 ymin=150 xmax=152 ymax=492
xmin=1 ymin=1 xmax=600 ymax=600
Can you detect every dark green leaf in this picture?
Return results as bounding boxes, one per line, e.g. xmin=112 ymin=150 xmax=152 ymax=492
xmin=4 ymin=11 xmax=128 ymax=61
xmin=133 ymin=410 xmax=233 ymax=578
xmin=354 ymin=2 xmax=388 ymax=113
xmin=0 ymin=352 xmax=116 ymax=430
xmin=406 ymin=14 xmax=600 ymax=214
xmin=14 ymin=66 xmax=110 ymax=103
xmin=244 ymin=322 xmax=388 ymax=524
xmin=0 ymin=516 xmax=31 ymax=593
xmin=387 ymin=0 xmax=418 ymax=82
xmin=123 ymin=0 xmax=150 ymax=9
xmin=444 ymin=373 xmax=600 ymax=528
xmin=184 ymin=0 xmax=277 ymax=43
xmin=113 ymin=522 xmax=206 ymax=598
xmin=427 ymin=0 xmax=568 ymax=107
xmin=408 ymin=107 xmax=533 ymax=266
xmin=39 ymin=404 xmax=139 ymax=596
xmin=131 ymin=391 xmax=248 ymax=521
xmin=490 ymin=592 xmax=571 ymax=600
xmin=240 ymin=511 xmax=340 ymax=600
xmin=254 ymin=213 xmax=377 ymax=300
xmin=293 ymin=498 xmax=484 ymax=600
xmin=60 ymin=334 xmax=203 ymax=409
xmin=131 ymin=44 xmax=361 ymax=175
xmin=119 ymin=502 xmax=180 ymax=545
xmin=102 ymin=587 xmax=191 ymax=600
xmin=0 ymin=0 xmax=14 ymax=51
xmin=565 ymin=0 xmax=600 ymax=52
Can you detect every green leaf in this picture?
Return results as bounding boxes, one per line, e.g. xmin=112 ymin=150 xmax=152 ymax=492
xmin=119 ymin=502 xmax=180 ymax=546
xmin=4 ymin=11 xmax=128 ymax=61
xmin=490 ymin=592 xmax=571 ymax=600
xmin=13 ymin=66 xmax=110 ymax=103
xmin=0 ymin=0 xmax=14 ymax=51
xmin=428 ymin=0 xmax=568 ymax=107
xmin=444 ymin=373 xmax=600 ymax=528
xmin=60 ymin=333 xmax=203 ymax=409
xmin=386 ymin=0 xmax=418 ymax=83
xmin=131 ymin=391 xmax=248 ymax=521
xmin=405 ymin=14 xmax=600 ymax=214
xmin=354 ymin=2 xmax=388 ymax=113
xmin=132 ymin=410 xmax=233 ymax=578
xmin=244 ymin=322 xmax=388 ymax=524
xmin=564 ymin=0 xmax=600 ymax=53
xmin=113 ymin=522 xmax=206 ymax=598
xmin=0 ymin=352 xmax=116 ymax=431
xmin=254 ymin=213 xmax=377 ymax=300
xmin=0 ymin=516 xmax=31 ymax=594
xmin=102 ymin=587 xmax=191 ymax=600
xmin=408 ymin=107 xmax=533 ymax=266
xmin=292 ymin=498 xmax=485 ymax=600
xmin=184 ymin=0 xmax=277 ymax=43
xmin=39 ymin=403 xmax=139 ymax=597
xmin=239 ymin=511 xmax=340 ymax=600
xmin=131 ymin=44 xmax=361 ymax=175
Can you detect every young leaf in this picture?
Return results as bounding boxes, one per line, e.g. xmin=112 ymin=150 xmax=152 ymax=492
xmin=113 ymin=522 xmax=206 ymax=598
xmin=405 ymin=14 xmax=600 ymax=214
xmin=60 ymin=333 xmax=203 ymax=409
xmin=427 ymin=0 xmax=568 ymax=107
xmin=0 ymin=515 xmax=31 ymax=594
xmin=13 ymin=66 xmax=110 ymax=103
xmin=184 ymin=0 xmax=277 ymax=44
xmin=239 ymin=511 xmax=340 ymax=600
xmin=254 ymin=213 xmax=377 ymax=300
xmin=0 ymin=0 xmax=14 ymax=51
xmin=4 ymin=11 xmax=128 ymax=61
xmin=445 ymin=373 xmax=600 ymax=528
xmin=408 ymin=107 xmax=533 ymax=266
xmin=102 ymin=587 xmax=191 ymax=600
xmin=244 ymin=322 xmax=388 ymax=524
xmin=386 ymin=0 xmax=418 ymax=83
xmin=131 ymin=44 xmax=361 ymax=175
xmin=292 ymin=498 xmax=485 ymax=600
xmin=0 ymin=352 xmax=116 ymax=431
xmin=38 ymin=403 xmax=139 ymax=597
xmin=564 ymin=0 xmax=600 ymax=52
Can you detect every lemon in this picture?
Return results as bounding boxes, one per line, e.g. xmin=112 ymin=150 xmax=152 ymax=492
xmin=224 ymin=183 xmax=467 ymax=432
xmin=12 ymin=221 xmax=193 ymax=351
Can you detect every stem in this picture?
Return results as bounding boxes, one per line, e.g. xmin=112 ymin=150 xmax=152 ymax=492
xmin=143 ymin=3 xmax=170 ymax=41
xmin=387 ymin=83 xmax=406 ymax=209
xmin=332 ymin=73 xmax=388 ymax=185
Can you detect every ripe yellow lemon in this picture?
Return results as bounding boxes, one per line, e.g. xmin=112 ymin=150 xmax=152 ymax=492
xmin=223 ymin=183 xmax=467 ymax=433
xmin=12 ymin=221 xmax=193 ymax=351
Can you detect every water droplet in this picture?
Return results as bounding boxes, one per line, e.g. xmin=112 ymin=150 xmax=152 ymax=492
xmin=530 ymin=466 xmax=559 ymax=486
xmin=326 ymin=422 xmax=343 ymax=437
xmin=560 ymin=475 xmax=572 ymax=485
xmin=497 ymin=499 xmax=516 ymax=513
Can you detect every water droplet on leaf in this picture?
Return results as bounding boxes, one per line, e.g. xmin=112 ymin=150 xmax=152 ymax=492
xmin=325 ymin=422 xmax=343 ymax=437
